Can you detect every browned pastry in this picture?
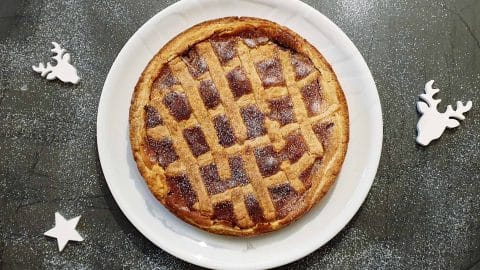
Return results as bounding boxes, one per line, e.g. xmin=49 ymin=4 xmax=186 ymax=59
xmin=129 ymin=17 xmax=349 ymax=236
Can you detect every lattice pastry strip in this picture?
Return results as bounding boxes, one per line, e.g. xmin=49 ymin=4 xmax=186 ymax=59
xmin=169 ymin=57 xmax=232 ymax=179
xmin=196 ymin=42 xmax=249 ymax=143
xmin=278 ymin=49 xmax=324 ymax=155
xmin=146 ymin=125 xmax=170 ymax=141
xmin=236 ymin=42 xmax=285 ymax=142
xmin=149 ymin=84 xmax=213 ymax=214
xmin=231 ymin=188 xmax=253 ymax=228
xmin=241 ymin=149 xmax=277 ymax=220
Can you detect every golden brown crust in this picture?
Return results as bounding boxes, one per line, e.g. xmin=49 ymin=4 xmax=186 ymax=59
xmin=129 ymin=17 xmax=349 ymax=236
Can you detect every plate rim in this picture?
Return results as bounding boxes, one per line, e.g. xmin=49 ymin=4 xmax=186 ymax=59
xmin=97 ymin=0 xmax=383 ymax=268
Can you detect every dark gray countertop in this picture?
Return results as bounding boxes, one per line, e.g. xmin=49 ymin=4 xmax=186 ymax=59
xmin=1 ymin=0 xmax=479 ymax=269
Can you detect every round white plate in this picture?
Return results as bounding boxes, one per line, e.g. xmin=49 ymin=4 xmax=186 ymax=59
xmin=97 ymin=0 xmax=382 ymax=269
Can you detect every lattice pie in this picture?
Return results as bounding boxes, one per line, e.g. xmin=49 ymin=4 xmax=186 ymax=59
xmin=129 ymin=17 xmax=349 ymax=236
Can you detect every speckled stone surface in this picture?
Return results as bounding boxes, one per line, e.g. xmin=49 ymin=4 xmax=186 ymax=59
xmin=0 ymin=0 xmax=479 ymax=269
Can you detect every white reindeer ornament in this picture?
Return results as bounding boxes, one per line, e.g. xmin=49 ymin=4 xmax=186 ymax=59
xmin=33 ymin=42 xmax=80 ymax=84
xmin=416 ymin=80 xmax=472 ymax=146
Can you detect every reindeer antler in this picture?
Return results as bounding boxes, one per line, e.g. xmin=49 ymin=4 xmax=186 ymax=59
xmin=50 ymin=42 xmax=66 ymax=64
xmin=32 ymin=61 xmax=57 ymax=80
xmin=445 ymin=100 xmax=473 ymax=120
xmin=32 ymin=42 xmax=67 ymax=80
xmin=419 ymin=80 xmax=441 ymax=109
xmin=32 ymin=62 xmax=53 ymax=77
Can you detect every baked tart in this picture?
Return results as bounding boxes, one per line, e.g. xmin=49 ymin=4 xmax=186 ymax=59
xmin=129 ymin=17 xmax=349 ymax=236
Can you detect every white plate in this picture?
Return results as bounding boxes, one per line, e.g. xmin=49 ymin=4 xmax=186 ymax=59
xmin=97 ymin=0 xmax=382 ymax=269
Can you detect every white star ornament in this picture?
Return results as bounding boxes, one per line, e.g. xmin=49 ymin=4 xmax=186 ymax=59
xmin=44 ymin=212 xmax=84 ymax=251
